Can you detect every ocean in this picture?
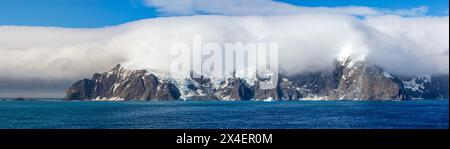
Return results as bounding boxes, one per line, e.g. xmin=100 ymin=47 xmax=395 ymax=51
xmin=0 ymin=99 xmax=448 ymax=129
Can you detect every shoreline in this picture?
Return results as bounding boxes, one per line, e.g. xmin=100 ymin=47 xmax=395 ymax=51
xmin=0 ymin=98 xmax=448 ymax=102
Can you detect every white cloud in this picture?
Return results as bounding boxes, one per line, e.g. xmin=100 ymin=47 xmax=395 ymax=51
xmin=143 ymin=0 xmax=430 ymax=17
xmin=363 ymin=15 xmax=449 ymax=76
xmin=143 ymin=0 xmax=381 ymax=16
xmin=0 ymin=14 xmax=448 ymax=82
xmin=381 ymin=6 xmax=430 ymax=17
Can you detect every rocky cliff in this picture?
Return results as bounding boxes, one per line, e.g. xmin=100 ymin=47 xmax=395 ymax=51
xmin=65 ymin=59 xmax=449 ymax=101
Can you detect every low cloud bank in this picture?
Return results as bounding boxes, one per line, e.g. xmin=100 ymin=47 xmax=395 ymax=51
xmin=1 ymin=15 xmax=448 ymax=81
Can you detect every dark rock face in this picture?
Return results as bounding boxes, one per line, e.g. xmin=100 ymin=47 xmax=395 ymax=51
xmin=285 ymin=65 xmax=342 ymax=99
xmin=65 ymin=60 xmax=449 ymax=101
xmin=332 ymin=59 xmax=405 ymax=100
xmin=65 ymin=64 xmax=180 ymax=101
xmin=215 ymin=77 xmax=250 ymax=100
xmin=277 ymin=78 xmax=303 ymax=100
xmin=279 ymin=59 xmax=406 ymax=100
xmin=65 ymin=79 xmax=96 ymax=100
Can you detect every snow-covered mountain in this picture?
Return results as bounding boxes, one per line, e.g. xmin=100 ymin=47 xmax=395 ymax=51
xmin=402 ymin=75 xmax=449 ymax=99
xmin=65 ymin=59 xmax=449 ymax=101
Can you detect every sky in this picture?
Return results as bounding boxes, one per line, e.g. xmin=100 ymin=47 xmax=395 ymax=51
xmin=0 ymin=0 xmax=448 ymax=28
xmin=0 ymin=0 xmax=448 ymax=98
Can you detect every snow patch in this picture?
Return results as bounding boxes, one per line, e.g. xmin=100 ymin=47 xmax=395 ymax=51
xmin=383 ymin=72 xmax=394 ymax=79
xmin=403 ymin=75 xmax=431 ymax=93
xmin=94 ymin=96 xmax=124 ymax=101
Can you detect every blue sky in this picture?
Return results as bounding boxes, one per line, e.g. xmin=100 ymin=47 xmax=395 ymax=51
xmin=0 ymin=0 xmax=448 ymax=28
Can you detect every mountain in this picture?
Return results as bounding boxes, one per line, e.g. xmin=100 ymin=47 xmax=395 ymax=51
xmin=65 ymin=59 xmax=449 ymax=101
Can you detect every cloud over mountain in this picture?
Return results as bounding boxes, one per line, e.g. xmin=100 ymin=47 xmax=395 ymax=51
xmin=0 ymin=14 xmax=448 ymax=80
xmin=0 ymin=2 xmax=448 ymax=97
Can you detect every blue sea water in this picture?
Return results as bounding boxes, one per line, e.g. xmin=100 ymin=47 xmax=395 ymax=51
xmin=0 ymin=100 xmax=448 ymax=129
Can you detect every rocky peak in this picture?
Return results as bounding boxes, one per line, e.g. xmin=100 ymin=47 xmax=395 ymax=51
xmin=65 ymin=60 xmax=448 ymax=101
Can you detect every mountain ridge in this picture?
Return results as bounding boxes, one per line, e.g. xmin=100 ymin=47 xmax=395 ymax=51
xmin=65 ymin=59 xmax=449 ymax=101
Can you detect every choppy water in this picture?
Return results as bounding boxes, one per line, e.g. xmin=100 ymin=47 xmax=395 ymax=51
xmin=0 ymin=99 xmax=447 ymax=129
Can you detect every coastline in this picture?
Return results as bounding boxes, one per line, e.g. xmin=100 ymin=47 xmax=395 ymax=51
xmin=1 ymin=98 xmax=448 ymax=102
